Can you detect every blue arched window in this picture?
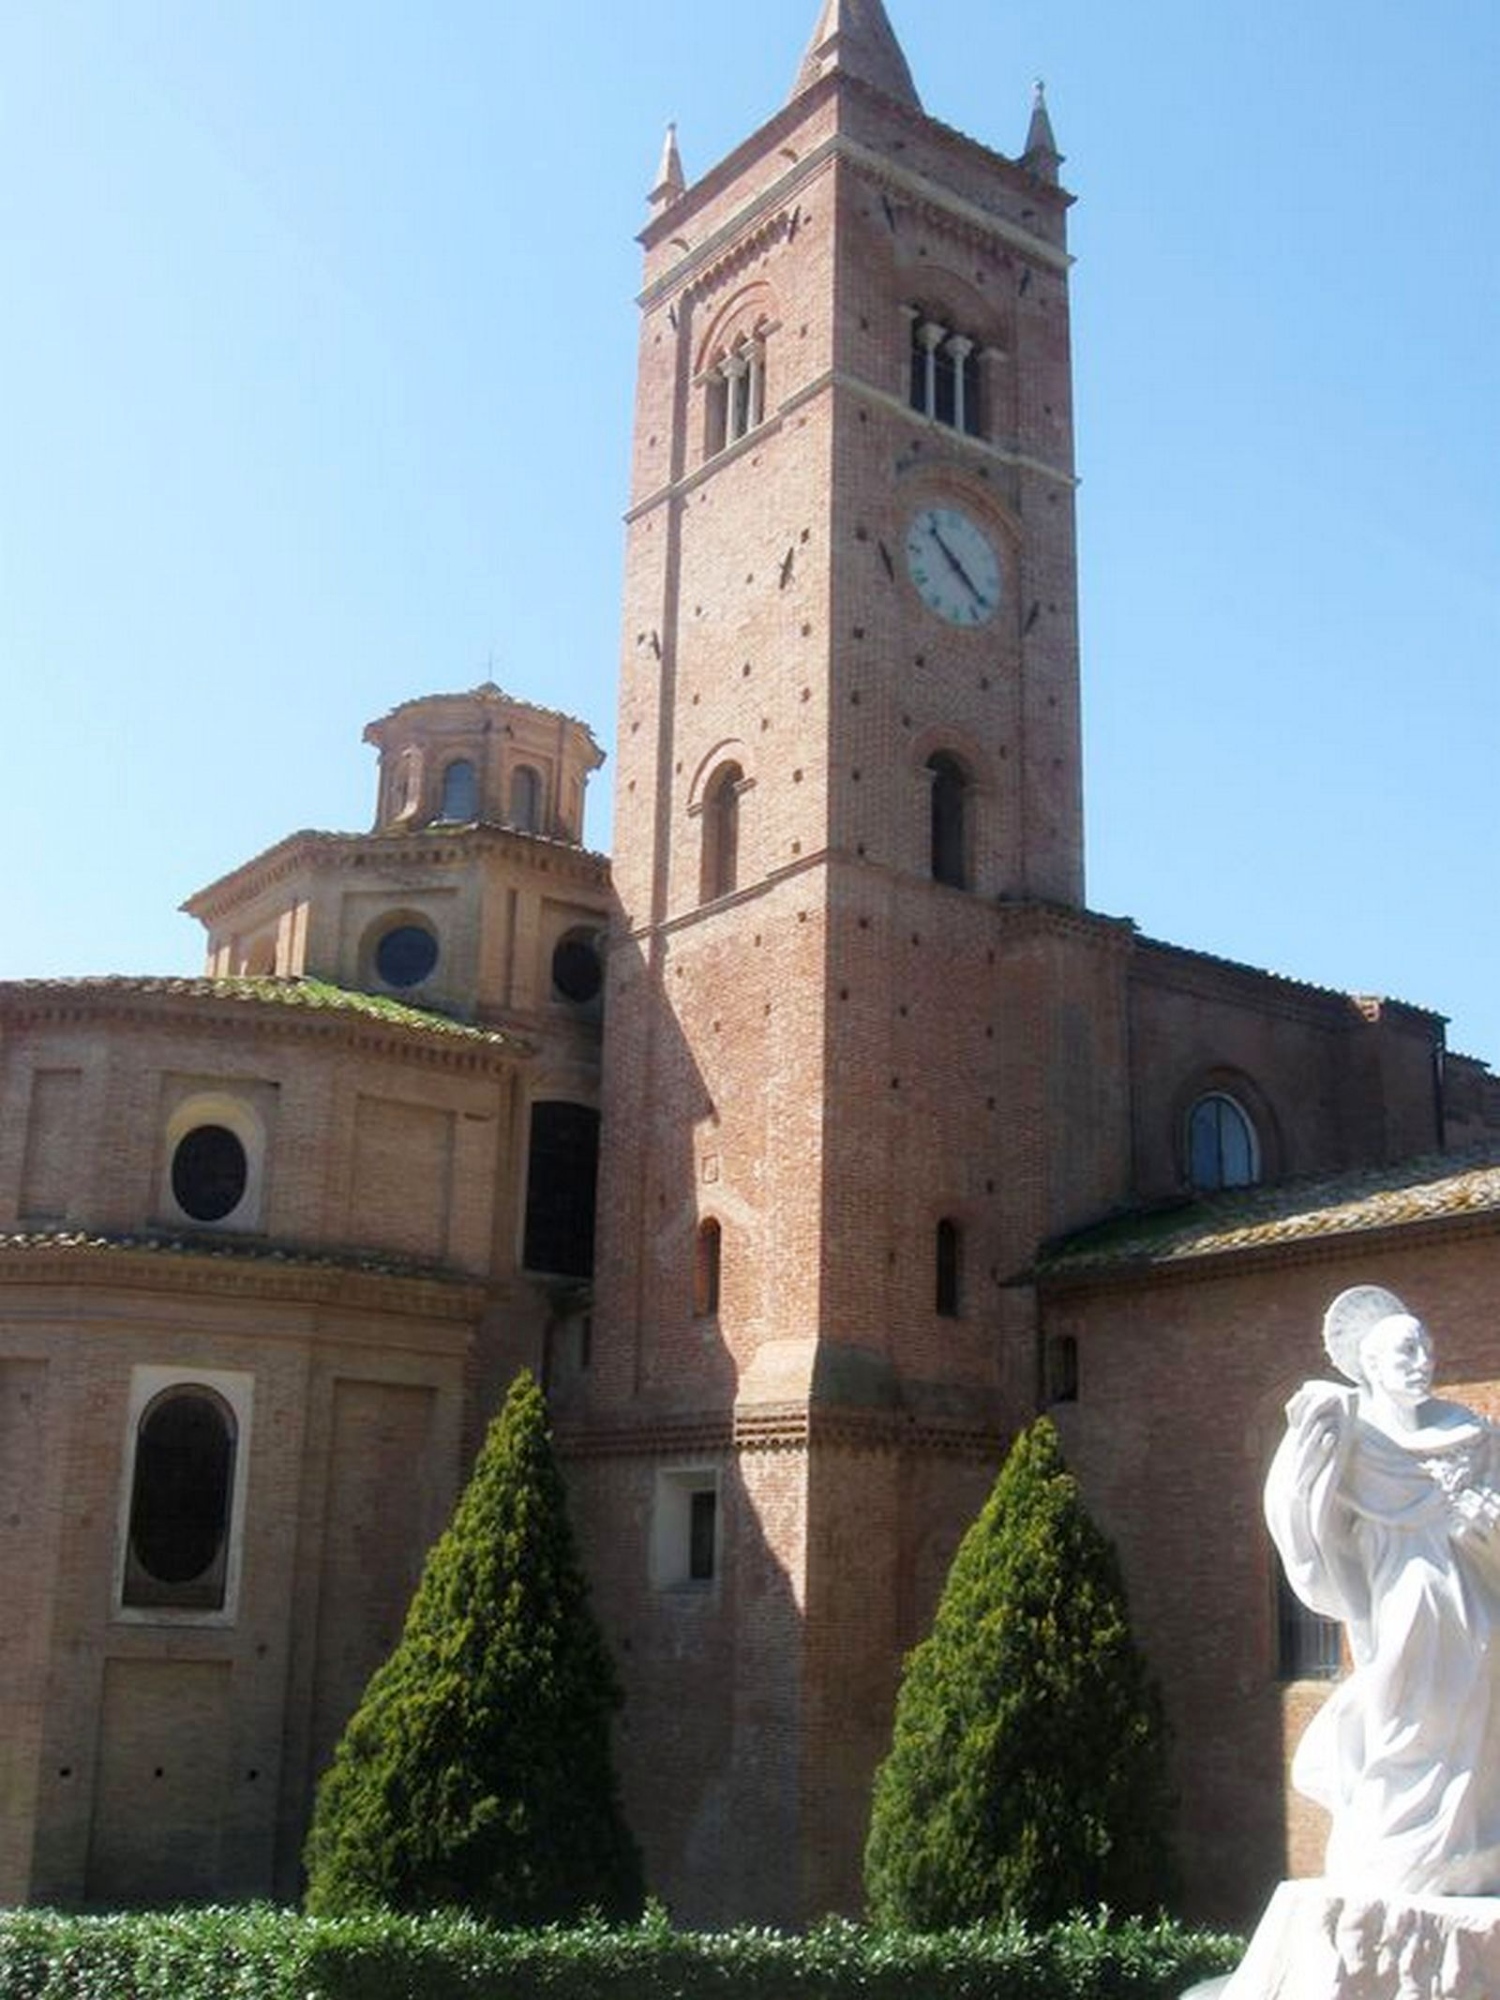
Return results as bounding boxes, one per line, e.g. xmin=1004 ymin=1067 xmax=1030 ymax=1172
xmin=1188 ymin=1093 xmax=1260 ymax=1191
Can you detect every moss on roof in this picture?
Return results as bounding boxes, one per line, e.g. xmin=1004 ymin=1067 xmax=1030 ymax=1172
xmin=0 ymin=974 xmax=529 ymax=1052
xmin=1042 ymin=1145 xmax=1500 ymax=1282
xmin=0 ymin=1225 xmax=481 ymax=1284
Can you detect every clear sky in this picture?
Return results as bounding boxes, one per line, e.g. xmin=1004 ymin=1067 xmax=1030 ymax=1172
xmin=4 ymin=3 xmax=1497 ymax=1061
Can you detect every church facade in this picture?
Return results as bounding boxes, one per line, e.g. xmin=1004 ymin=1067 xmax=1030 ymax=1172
xmin=2 ymin=0 xmax=1497 ymax=1926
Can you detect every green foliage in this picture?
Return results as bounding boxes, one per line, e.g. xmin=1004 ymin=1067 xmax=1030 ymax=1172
xmin=865 ymin=1418 xmax=1177 ymax=1930
xmin=0 ymin=1905 xmax=1243 ymax=2000
xmin=302 ymin=1369 xmax=643 ymax=1924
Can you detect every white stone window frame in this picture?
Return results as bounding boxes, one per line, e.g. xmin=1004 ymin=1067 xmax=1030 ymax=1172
xmin=161 ymin=1090 xmax=269 ymax=1233
xmin=113 ymin=1364 xmax=254 ymax=1628
xmin=650 ymin=1465 xmax=721 ymax=1593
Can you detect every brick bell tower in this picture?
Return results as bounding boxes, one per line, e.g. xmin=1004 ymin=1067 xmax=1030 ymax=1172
xmin=569 ymin=0 xmax=1133 ymax=1923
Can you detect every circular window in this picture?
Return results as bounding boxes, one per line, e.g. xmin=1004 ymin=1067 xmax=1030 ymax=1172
xmin=171 ymin=1125 xmax=248 ymax=1223
xmin=552 ymin=930 xmax=603 ymax=1005
xmin=375 ymin=923 xmax=439 ymax=989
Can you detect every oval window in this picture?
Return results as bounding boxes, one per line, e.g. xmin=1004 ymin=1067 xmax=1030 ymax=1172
xmin=171 ymin=1124 xmax=248 ymax=1223
xmin=125 ymin=1390 xmax=236 ymax=1607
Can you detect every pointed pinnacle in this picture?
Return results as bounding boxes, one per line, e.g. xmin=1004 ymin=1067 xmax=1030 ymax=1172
xmin=649 ymin=121 xmax=686 ymax=214
xmin=790 ymin=0 xmax=921 ymax=111
xmin=1024 ymin=79 xmax=1061 ymax=178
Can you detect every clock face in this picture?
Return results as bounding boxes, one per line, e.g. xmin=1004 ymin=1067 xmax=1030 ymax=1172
xmin=904 ymin=506 xmax=1002 ymax=627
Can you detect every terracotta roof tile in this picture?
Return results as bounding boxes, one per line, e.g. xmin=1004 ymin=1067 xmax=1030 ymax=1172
xmin=0 ymin=975 xmax=530 ymax=1052
xmin=0 ymin=1225 xmax=478 ymax=1283
xmin=1042 ymin=1144 xmax=1500 ymax=1279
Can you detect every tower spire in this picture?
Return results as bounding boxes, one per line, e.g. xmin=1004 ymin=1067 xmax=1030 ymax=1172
xmin=648 ymin=121 xmax=686 ymax=214
xmin=1023 ymin=79 xmax=1062 ymax=182
xmin=789 ymin=0 xmax=921 ymax=111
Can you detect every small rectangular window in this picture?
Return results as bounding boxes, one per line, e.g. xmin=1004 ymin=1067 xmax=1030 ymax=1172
xmin=651 ymin=1467 xmax=721 ymax=1591
xmin=1047 ymin=1335 xmax=1079 ymax=1404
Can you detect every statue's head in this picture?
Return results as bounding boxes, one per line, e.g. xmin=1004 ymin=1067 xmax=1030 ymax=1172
xmin=1322 ymin=1284 xmax=1414 ymax=1386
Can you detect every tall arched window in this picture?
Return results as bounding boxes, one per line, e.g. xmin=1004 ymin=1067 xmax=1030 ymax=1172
xmin=511 ymin=765 xmax=543 ymax=832
xmin=928 ymin=753 xmax=968 ymax=889
xmin=700 ymin=762 xmax=743 ymax=902
xmin=439 ymin=758 xmax=478 ymax=822
xmin=123 ymin=1387 xmax=238 ymax=1611
xmin=694 ymin=1218 xmax=722 ymax=1317
xmin=1187 ymin=1092 xmax=1260 ymax=1191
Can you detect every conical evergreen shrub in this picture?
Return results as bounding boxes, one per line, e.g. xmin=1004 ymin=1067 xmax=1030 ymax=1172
xmin=865 ymin=1416 xmax=1175 ymax=1929
xmin=303 ymin=1369 xmax=643 ymax=1922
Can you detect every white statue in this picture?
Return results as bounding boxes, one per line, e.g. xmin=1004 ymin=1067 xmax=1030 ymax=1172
xmin=1266 ymin=1285 xmax=1500 ymax=1898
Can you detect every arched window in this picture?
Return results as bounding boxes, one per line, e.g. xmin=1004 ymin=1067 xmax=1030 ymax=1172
xmin=928 ymin=753 xmax=968 ymax=889
xmin=935 ymin=1217 xmax=961 ymax=1317
xmin=694 ymin=1218 xmax=722 ymax=1317
xmin=438 ymin=758 xmax=478 ymax=822
xmin=1187 ymin=1092 xmax=1261 ymax=1191
xmin=123 ymin=1387 xmax=238 ymax=1611
xmin=700 ymin=762 xmax=743 ymax=902
xmin=511 ymin=765 xmax=543 ymax=832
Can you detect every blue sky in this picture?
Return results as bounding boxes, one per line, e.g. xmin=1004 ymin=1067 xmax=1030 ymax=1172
xmin=4 ymin=3 xmax=1498 ymax=1061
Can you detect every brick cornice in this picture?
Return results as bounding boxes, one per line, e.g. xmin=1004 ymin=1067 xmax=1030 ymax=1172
xmin=557 ymin=1405 xmax=1005 ymax=1460
xmin=183 ymin=823 xmax=609 ymax=924
xmin=639 ymin=124 xmax=1068 ymax=317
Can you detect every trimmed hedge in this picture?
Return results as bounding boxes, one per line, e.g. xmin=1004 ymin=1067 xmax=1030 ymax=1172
xmin=0 ymin=1906 xmax=1242 ymax=2000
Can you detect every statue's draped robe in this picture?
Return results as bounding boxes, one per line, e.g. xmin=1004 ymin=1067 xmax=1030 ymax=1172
xmin=1266 ymin=1386 xmax=1500 ymax=1895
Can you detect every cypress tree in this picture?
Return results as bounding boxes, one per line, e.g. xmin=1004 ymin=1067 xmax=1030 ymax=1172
xmin=864 ymin=1416 xmax=1175 ymax=1929
xmin=303 ymin=1369 xmax=643 ymax=1922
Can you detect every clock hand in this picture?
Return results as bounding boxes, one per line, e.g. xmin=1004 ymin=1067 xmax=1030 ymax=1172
xmin=930 ymin=525 xmax=983 ymax=602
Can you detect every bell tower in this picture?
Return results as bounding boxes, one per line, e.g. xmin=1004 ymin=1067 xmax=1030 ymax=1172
xmin=572 ymin=0 xmax=1128 ymax=1923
